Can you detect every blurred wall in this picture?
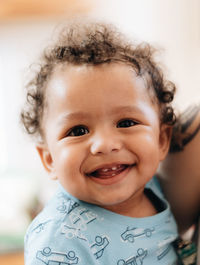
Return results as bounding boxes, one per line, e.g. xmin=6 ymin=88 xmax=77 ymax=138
xmin=100 ymin=0 xmax=200 ymax=109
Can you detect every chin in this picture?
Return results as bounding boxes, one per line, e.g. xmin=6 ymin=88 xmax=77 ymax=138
xmin=94 ymin=194 xmax=130 ymax=208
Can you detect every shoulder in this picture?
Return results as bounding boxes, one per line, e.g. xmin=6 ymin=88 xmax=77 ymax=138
xmin=24 ymin=189 xmax=99 ymax=265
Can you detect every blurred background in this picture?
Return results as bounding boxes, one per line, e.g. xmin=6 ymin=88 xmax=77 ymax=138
xmin=0 ymin=0 xmax=200 ymax=264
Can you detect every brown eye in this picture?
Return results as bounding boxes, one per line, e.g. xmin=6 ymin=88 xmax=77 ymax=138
xmin=117 ymin=119 xmax=138 ymax=128
xmin=67 ymin=126 xmax=89 ymax=137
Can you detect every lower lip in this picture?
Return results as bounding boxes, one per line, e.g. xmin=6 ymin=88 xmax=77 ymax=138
xmin=88 ymin=165 xmax=134 ymax=186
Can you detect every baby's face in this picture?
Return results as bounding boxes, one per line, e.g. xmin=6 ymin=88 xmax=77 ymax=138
xmin=38 ymin=63 xmax=170 ymax=213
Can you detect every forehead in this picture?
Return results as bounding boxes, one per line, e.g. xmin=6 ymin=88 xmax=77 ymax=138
xmin=48 ymin=63 xmax=149 ymax=96
xmin=45 ymin=63 xmax=158 ymax=116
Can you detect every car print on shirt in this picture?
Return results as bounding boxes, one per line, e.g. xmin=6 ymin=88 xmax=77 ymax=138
xmin=61 ymin=207 xmax=98 ymax=242
xmin=121 ymin=227 xmax=155 ymax=243
xmin=36 ymin=247 xmax=79 ymax=265
xmin=61 ymin=223 xmax=87 ymax=241
xmin=117 ymin=248 xmax=148 ymax=265
xmin=57 ymin=200 xmax=80 ymax=215
xmin=90 ymin=235 xmax=109 ymax=259
xmin=32 ymin=220 xmax=52 ymax=234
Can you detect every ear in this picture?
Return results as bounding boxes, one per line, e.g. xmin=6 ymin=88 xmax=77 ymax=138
xmin=159 ymin=125 xmax=172 ymax=161
xmin=36 ymin=143 xmax=57 ymax=180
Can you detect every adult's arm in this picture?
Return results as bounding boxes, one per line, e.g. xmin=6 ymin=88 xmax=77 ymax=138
xmin=158 ymin=105 xmax=200 ymax=234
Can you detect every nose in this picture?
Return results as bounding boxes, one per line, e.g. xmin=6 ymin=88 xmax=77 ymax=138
xmin=90 ymin=129 xmax=122 ymax=155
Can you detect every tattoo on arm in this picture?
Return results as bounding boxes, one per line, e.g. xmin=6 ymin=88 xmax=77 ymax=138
xmin=170 ymin=105 xmax=200 ymax=153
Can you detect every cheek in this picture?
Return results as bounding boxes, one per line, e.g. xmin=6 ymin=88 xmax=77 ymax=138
xmin=141 ymin=136 xmax=160 ymax=159
xmin=131 ymin=132 xmax=160 ymax=152
xmin=130 ymin=133 xmax=161 ymax=171
xmin=54 ymin=148 xmax=80 ymax=190
xmin=54 ymin=144 xmax=85 ymax=175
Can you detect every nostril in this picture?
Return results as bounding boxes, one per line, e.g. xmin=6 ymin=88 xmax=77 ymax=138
xmin=89 ymin=131 xmax=122 ymax=155
xmin=90 ymin=141 xmax=122 ymax=155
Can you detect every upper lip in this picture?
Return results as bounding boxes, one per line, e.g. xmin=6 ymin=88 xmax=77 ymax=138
xmin=85 ymin=162 xmax=135 ymax=175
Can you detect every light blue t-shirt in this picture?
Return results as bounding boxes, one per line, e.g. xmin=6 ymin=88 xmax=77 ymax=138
xmin=24 ymin=177 xmax=178 ymax=265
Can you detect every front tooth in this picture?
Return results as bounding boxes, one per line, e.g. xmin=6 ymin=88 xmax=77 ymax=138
xmin=102 ymin=168 xmax=109 ymax=172
xmin=111 ymin=166 xmax=117 ymax=170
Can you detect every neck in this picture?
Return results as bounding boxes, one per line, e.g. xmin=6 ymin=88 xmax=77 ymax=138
xmin=102 ymin=190 xmax=157 ymax=218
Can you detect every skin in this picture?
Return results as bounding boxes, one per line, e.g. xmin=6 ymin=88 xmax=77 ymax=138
xmin=159 ymin=109 xmax=200 ymax=234
xmin=37 ymin=63 xmax=171 ymax=218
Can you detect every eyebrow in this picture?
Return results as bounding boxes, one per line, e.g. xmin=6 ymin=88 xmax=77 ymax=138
xmin=57 ymin=112 xmax=92 ymax=126
xmin=111 ymin=105 xmax=144 ymax=115
xmin=57 ymin=106 xmax=144 ymax=125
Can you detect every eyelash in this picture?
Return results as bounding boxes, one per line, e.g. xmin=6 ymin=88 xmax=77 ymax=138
xmin=67 ymin=125 xmax=89 ymax=137
xmin=66 ymin=119 xmax=139 ymax=137
xmin=117 ymin=119 xmax=139 ymax=128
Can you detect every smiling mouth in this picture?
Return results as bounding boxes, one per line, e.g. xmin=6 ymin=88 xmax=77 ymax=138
xmin=86 ymin=164 xmax=133 ymax=179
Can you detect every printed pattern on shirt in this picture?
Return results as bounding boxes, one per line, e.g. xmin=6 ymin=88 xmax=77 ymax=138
xmin=25 ymin=179 xmax=178 ymax=265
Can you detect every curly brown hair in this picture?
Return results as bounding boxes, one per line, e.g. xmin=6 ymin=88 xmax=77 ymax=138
xmin=21 ymin=21 xmax=176 ymax=140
